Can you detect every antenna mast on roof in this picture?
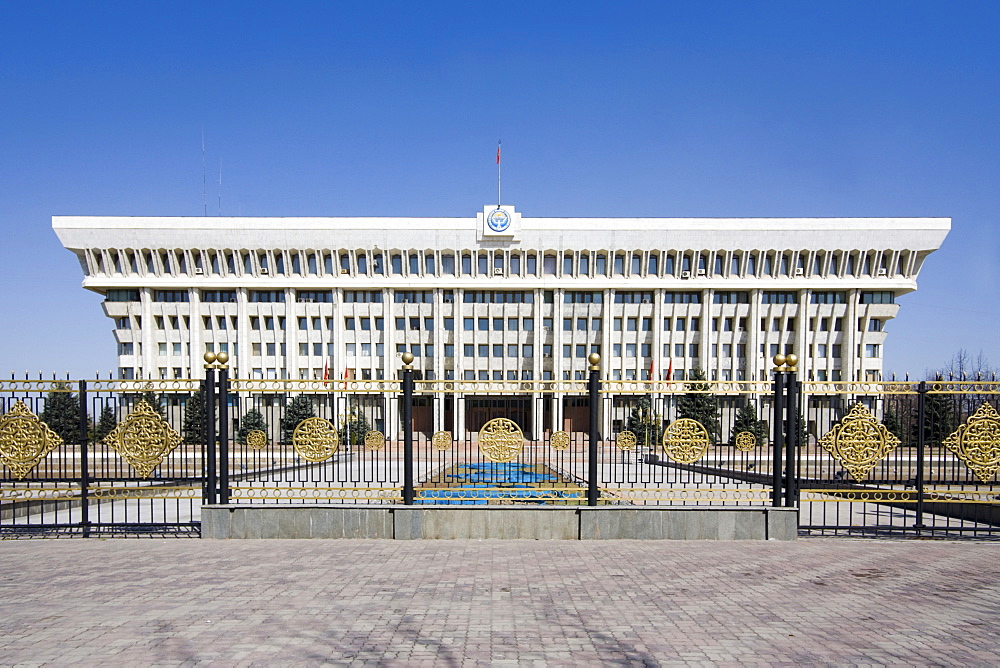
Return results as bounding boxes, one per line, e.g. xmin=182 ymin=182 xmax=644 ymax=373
xmin=201 ymin=126 xmax=208 ymax=216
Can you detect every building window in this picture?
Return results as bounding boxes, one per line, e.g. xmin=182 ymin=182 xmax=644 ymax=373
xmin=761 ymin=291 xmax=796 ymax=304
xmin=860 ymin=291 xmax=895 ymax=304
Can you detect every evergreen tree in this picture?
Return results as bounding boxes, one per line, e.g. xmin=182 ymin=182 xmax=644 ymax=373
xmin=137 ymin=390 xmax=166 ymax=417
xmin=92 ymin=405 xmax=117 ymax=443
xmin=731 ymin=399 xmax=768 ymax=446
xmin=40 ymin=383 xmax=81 ymax=444
xmin=882 ymin=407 xmax=906 ymax=445
xmin=182 ymin=389 xmax=206 ymax=444
xmin=676 ymin=369 xmax=720 ymax=443
xmin=280 ymin=395 xmax=316 ymax=443
xmin=237 ymin=409 xmax=269 ymax=445
xmin=624 ymin=395 xmax=663 ymax=448
xmin=339 ymin=411 xmax=372 ymax=446
xmin=921 ymin=389 xmax=957 ymax=448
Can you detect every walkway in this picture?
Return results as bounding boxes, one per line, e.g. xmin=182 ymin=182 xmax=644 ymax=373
xmin=1 ymin=538 xmax=997 ymax=665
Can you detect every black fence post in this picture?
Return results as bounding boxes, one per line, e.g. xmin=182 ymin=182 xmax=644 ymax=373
xmin=203 ymin=353 xmax=217 ymax=506
xmin=784 ymin=355 xmax=799 ymax=507
xmin=78 ymin=380 xmax=90 ymax=537
xmin=217 ymin=355 xmax=230 ymax=505
xmin=587 ymin=353 xmax=601 ymax=506
xmin=915 ymin=380 xmax=927 ymax=529
xmin=402 ymin=352 xmax=415 ymax=505
xmin=771 ymin=357 xmax=785 ymax=507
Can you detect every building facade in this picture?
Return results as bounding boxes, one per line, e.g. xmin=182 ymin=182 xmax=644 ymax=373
xmin=54 ymin=206 xmax=949 ymax=434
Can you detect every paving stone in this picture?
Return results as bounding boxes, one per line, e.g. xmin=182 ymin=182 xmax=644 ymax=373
xmin=0 ymin=539 xmax=997 ymax=664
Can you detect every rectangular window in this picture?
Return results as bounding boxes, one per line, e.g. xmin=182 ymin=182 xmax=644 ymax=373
xmin=866 ymin=344 xmax=880 ymax=358
xmin=676 ymin=318 xmax=686 ymax=331
xmin=445 ymin=344 xmax=455 ymax=357
xmin=478 ymin=318 xmax=488 ymax=331
xmin=464 ymin=344 xmax=474 ymax=357
xmin=524 ymin=318 xmax=534 ymax=331
xmin=507 ymin=344 xmax=518 ymax=357
xmin=298 ymin=317 xmax=308 ymax=330
xmin=345 ymin=317 xmax=355 ymax=330
xmin=642 ymin=317 xmax=652 ymax=331
xmin=478 ymin=344 xmax=489 ymax=357
xmin=626 ymin=343 xmax=637 ymax=357
xmin=563 ymin=344 xmax=571 ymax=358
xmin=761 ymin=291 xmax=797 ymax=304
xmin=662 ymin=292 xmax=701 ymax=304
xmin=153 ymin=290 xmax=189 ymax=302
xmin=713 ymin=291 xmax=749 ymax=304
xmin=463 ymin=317 xmax=474 ymax=331
xmin=444 ymin=318 xmax=454 ymax=331
xmin=832 ymin=345 xmax=842 ymax=358
xmin=522 ymin=344 xmax=534 ymax=358
xmin=575 ymin=344 xmax=586 ymax=358
xmin=860 ymin=291 xmax=895 ymax=304
xmin=249 ymin=290 xmax=285 ymax=303
xmin=563 ymin=318 xmax=572 ymax=332
xmin=613 ymin=344 xmax=622 ymax=357
xmin=295 ymin=290 xmax=333 ymax=303
xmin=507 ymin=317 xmax=519 ymax=331
xmin=811 ymin=291 xmax=847 ymax=304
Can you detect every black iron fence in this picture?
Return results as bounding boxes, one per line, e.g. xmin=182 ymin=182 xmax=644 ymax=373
xmin=2 ymin=354 xmax=998 ymax=537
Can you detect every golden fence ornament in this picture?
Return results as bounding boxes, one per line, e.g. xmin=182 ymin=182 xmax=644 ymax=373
xmin=0 ymin=400 xmax=64 ymax=479
xmin=103 ymin=400 xmax=183 ymax=478
xmin=617 ymin=430 xmax=637 ymax=451
xmin=817 ymin=402 xmax=901 ymax=481
xmin=661 ymin=418 xmax=711 ymax=464
xmin=550 ymin=430 xmax=570 ymax=451
xmin=941 ymin=403 xmax=1000 ymax=483
xmin=291 ymin=417 xmax=340 ymax=462
xmin=364 ymin=430 xmax=385 ymax=451
xmin=432 ymin=430 xmax=452 ymax=451
xmin=246 ymin=429 xmax=268 ymax=450
xmin=478 ymin=418 xmax=524 ymax=463
xmin=734 ymin=431 xmax=757 ymax=452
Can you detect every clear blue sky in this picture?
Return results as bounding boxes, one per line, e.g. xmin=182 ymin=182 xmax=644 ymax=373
xmin=1 ymin=1 xmax=997 ymax=379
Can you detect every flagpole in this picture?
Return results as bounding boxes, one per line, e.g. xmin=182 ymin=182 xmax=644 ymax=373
xmin=496 ymin=140 xmax=501 ymax=209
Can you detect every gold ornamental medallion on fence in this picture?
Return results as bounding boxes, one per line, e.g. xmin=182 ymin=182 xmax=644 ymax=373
xmin=661 ymin=418 xmax=711 ymax=464
xmin=246 ymin=429 xmax=268 ymax=450
xmin=617 ymin=430 xmax=637 ymax=451
xmin=817 ymin=402 xmax=901 ymax=481
xmin=103 ymin=400 xmax=183 ymax=478
xmin=292 ymin=417 xmax=339 ymax=462
xmin=734 ymin=431 xmax=757 ymax=452
xmin=550 ymin=430 xmax=570 ymax=451
xmin=478 ymin=418 xmax=524 ymax=463
xmin=0 ymin=400 xmax=64 ymax=479
xmin=364 ymin=430 xmax=385 ymax=451
xmin=941 ymin=403 xmax=1000 ymax=483
xmin=432 ymin=430 xmax=452 ymax=451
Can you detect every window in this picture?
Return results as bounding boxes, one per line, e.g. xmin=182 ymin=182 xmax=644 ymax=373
xmin=564 ymin=291 xmax=602 ymax=303
xmin=627 ymin=318 xmax=637 ymax=332
xmin=442 ymin=254 xmax=455 ymax=274
xmin=626 ymin=343 xmax=637 ymax=357
xmin=860 ymin=291 xmax=895 ymax=304
xmin=507 ymin=317 xmax=519 ymax=331
xmin=563 ymin=344 xmax=571 ymax=358
xmin=613 ymin=344 xmax=622 ymax=357
xmin=563 ymin=254 xmax=574 ymax=275
xmin=713 ymin=291 xmax=749 ymax=304
xmin=832 ymin=345 xmax=842 ymax=358
xmin=445 ymin=344 xmax=454 ymax=357
xmin=343 ymin=290 xmax=382 ymax=303
xmin=662 ymin=292 xmax=700 ymax=303
xmin=298 ymin=317 xmax=308 ymax=331
xmin=642 ymin=318 xmax=652 ymax=331
xmin=478 ymin=344 xmax=488 ymax=358
xmin=563 ymin=318 xmax=572 ymax=332
xmin=869 ymin=319 xmax=884 ymax=332
xmin=676 ymin=318 xmax=686 ymax=331
xmin=444 ymin=318 xmax=454 ymax=331
xmin=615 ymin=291 xmax=653 ymax=304
xmin=478 ymin=318 xmax=488 ymax=331
xmin=592 ymin=318 xmax=601 ymax=331
xmin=762 ymin=291 xmax=796 ymax=304
xmin=345 ymin=317 xmax=355 ymax=330
xmin=154 ymin=290 xmax=188 ymax=302
xmin=543 ymin=255 xmax=556 ymax=275
xmin=249 ymin=290 xmax=285 ymax=303
xmin=461 ymin=254 xmax=472 ymax=274
xmin=865 ymin=344 xmax=880 ymax=358
xmin=391 ymin=255 xmax=403 ymax=275
xmin=811 ymin=291 xmax=846 ymax=304
xmin=478 ymin=254 xmax=488 ymax=274
xmin=523 ymin=317 xmax=534 ymax=331
xmin=577 ymin=318 xmax=587 ymax=332
xmin=106 ymin=289 xmax=140 ymax=302
xmin=523 ymin=344 xmax=534 ymax=358
xmin=463 ymin=344 xmax=474 ymax=357
xmin=115 ymin=317 xmax=131 ymax=330
xmin=507 ymin=344 xmax=518 ymax=357
xmin=293 ymin=290 xmax=332 ymax=303
xmin=575 ymin=344 xmax=586 ymax=358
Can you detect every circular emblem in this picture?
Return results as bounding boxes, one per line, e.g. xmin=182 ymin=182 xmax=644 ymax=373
xmin=487 ymin=208 xmax=511 ymax=233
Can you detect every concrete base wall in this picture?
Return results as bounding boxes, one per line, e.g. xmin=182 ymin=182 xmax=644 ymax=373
xmin=203 ymin=505 xmax=797 ymax=540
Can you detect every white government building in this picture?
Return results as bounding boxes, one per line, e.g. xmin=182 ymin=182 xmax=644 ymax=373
xmin=54 ymin=205 xmax=949 ymax=434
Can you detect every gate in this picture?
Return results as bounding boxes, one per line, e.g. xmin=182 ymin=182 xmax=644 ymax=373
xmin=0 ymin=377 xmax=205 ymax=537
xmin=3 ymin=353 xmax=998 ymax=537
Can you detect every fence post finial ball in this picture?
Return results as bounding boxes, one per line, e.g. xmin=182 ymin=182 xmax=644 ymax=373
xmin=588 ymin=353 xmax=601 ymax=368
xmin=203 ymin=352 xmax=217 ymax=365
xmin=216 ymin=352 xmax=229 ymax=365
xmin=772 ymin=354 xmax=786 ymax=367
xmin=401 ymin=352 xmax=414 ymax=366
xmin=785 ymin=353 xmax=798 ymax=367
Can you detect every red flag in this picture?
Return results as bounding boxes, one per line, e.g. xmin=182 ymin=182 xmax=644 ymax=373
xmin=666 ymin=358 xmax=673 ymax=381
xmin=496 ymin=142 xmax=501 ymax=164
xmin=323 ymin=360 xmax=329 ymax=381
xmin=648 ymin=358 xmax=655 ymax=381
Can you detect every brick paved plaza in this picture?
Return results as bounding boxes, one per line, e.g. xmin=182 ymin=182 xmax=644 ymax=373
xmin=1 ymin=538 xmax=998 ymax=665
